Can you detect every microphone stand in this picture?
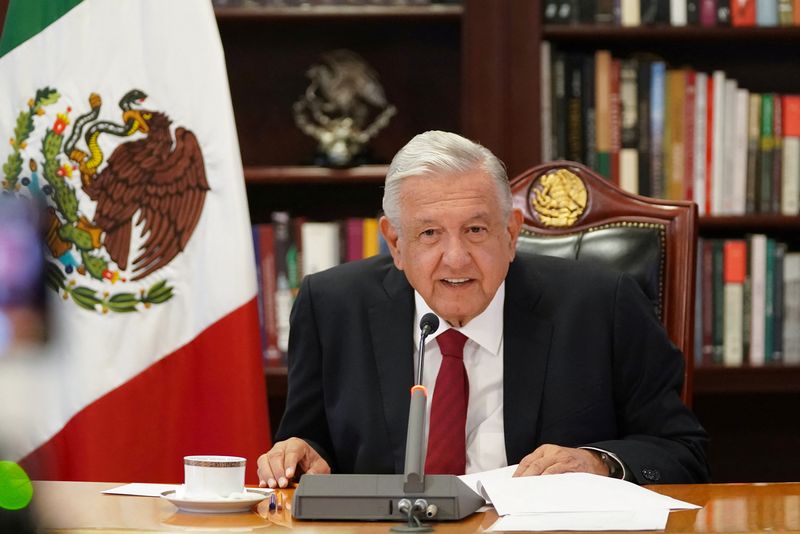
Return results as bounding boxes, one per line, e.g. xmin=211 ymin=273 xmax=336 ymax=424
xmin=292 ymin=314 xmax=484 ymax=525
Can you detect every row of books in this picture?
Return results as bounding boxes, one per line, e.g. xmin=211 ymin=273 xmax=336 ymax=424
xmin=696 ymin=236 xmax=800 ymax=368
xmin=541 ymin=44 xmax=800 ymax=216
xmin=544 ymin=0 xmax=800 ymax=27
xmin=252 ymin=214 xmax=387 ymax=366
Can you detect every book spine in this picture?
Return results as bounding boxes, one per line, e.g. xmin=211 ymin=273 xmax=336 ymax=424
xmin=637 ymin=59 xmax=652 ymax=196
xmin=723 ymin=239 xmax=747 ymax=366
xmin=621 ymin=0 xmax=641 ymax=25
xmin=772 ymin=95 xmax=784 ymax=214
xmin=552 ymin=51 xmax=567 ymax=160
xmin=732 ymin=88 xmax=750 ymax=215
xmin=619 ymin=59 xmax=639 ymax=194
xmin=363 ymin=218 xmax=380 ymax=258
xmin=683 ymin=70 xmax=697 ymax=202
xmin=778 ymin=0 xmax=794 ymax=25
xmin=701 ymin=239 xmax=716 ymax=365
xmin=749 ymin=234 xmax=767 ymax=365
xmin=712 ymin=239 xmax=725 ymax=363
xmin=781 ymin=95 xmax=800 ymax=215
xmin=746 ymin=93 xmax=762 ymax=213
xmin=764 ymin=238 xmax=776 ymax=362
xmin=773 ymin=242 xmax=786 ymax=363
xmin=759 ymin=94 xmax=775 ymax=213
xmin=671 ymin=0 xmax=688 ymax=24
xmin=705 ymin=73 xmax=715 ymax=214
xmin=756 ymin=0 xmax=778 ymax=25
xmin=566 ymin=53 xmax=585 ymax=163
xmin=650 ymin=61 xmax=666 ymax=198
xmin=731 ymin=0 xmax=756 ymax=26
xmin=716 ymin=0 xmax=732 ymax=24
xmin=711 ymin=70 xmax=726 ymax=215
xmin=783 ymin=253 xmax=800 ymax=365
xmin=610 ymin=58 xmax=622 ymax=185
xmin=596 ymin=0 xmax=615 ymax=22
xmin=541 ymin=42 xmax=553 ymax=162
xmin=700 ymin=0 xmax=717 ymax=25
xmin=271 ymin=211 xmax=294 ymax=354
xmin=687 ymin=0 xmax=700 ymax=22
xmin=583 ymin=55 xmax=597 ymax=170
xmin=693 ymin=72 xmax=708 ymax=214
xmin=595 ymin=50 xmax=613 ymax=179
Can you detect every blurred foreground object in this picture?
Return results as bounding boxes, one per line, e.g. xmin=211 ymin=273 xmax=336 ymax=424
xmin=0 ymin=197 xmax=46 ymax=355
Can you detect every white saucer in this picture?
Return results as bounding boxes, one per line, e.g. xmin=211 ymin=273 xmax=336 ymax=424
xmin=160 ymin=489 xmax=271 ymax=514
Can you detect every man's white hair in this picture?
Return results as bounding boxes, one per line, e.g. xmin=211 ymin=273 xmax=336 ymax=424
xmin=382 ymin=130 xmax=511 ymax=227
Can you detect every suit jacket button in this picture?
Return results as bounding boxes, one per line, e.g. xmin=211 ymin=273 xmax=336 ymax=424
xmin=642 ymin=468 xmax=661 ymax=482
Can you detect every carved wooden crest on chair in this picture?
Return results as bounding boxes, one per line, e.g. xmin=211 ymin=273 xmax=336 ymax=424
xmin=510 ymin=161 xmax=698 ymax=405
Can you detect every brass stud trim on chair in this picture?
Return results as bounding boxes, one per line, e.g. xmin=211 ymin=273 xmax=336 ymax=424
xmin=520 ymin=222 xmax=667 ymax=321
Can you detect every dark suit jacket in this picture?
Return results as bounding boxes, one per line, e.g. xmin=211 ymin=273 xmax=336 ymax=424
xmin=275 ymin=254 xmax=709 ymax=484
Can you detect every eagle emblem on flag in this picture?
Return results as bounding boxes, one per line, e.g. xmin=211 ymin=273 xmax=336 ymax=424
xmin=2 ymin=87 xmax=209 ymax=312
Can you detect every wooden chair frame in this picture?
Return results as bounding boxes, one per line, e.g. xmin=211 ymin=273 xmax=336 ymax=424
xmin=510 ymin=161 xmax=698 ymax=405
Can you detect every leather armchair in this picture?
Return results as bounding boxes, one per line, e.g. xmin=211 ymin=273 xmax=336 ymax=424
xmin=510 ymin=161 xmax=698 ymax=405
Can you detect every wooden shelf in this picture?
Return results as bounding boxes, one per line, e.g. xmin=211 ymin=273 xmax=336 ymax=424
xmin=542 ymin=25 xmax=800 ymax=42
xmin=699 ymin=215 xmax=800 ymax=233
xmin=244 ymin=165 xmax=388 ymax=184
xmin=215 ymin=4 xmax=462 ymax=21
xmin=695 ymin=365 xmax=800 ymax=395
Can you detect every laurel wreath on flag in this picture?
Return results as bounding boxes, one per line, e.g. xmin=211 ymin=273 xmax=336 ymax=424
xmin=2 ymin=87 xmax=174 ymax=313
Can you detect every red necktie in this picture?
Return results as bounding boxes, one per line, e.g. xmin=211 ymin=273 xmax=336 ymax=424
xmin=425 ymin=329 xmax=469 ymax=475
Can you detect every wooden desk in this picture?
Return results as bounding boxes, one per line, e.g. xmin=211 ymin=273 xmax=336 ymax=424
xmin=29 ymin=480 xmax=800 ymax=533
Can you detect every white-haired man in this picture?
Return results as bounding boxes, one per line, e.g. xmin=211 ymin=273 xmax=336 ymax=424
xmin=258 ymin=131 xmax=709 ymax=489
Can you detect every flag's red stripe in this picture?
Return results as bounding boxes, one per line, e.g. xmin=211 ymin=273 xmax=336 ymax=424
xmin=21 ymin=298 xmax=271 ymax=484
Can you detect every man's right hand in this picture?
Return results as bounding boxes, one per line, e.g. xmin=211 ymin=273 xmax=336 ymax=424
xmin=257 ymin=437 xmax=331 ymax=488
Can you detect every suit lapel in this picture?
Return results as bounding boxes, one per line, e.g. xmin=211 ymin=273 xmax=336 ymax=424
xmin=368 ymin=265 xmax=415 ymax=473
xmin=503 ymin=258 xmax=554 ymax=465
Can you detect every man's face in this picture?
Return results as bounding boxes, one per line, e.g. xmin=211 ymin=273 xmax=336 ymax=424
xmin=380 ymin=170 xmax=523 ymax=327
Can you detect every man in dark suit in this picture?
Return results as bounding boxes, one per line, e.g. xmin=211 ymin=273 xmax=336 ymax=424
xmin=258 ymin=131 xmax=709 ymax=488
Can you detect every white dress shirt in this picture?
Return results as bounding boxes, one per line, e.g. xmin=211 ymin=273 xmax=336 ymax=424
xmin=412 ymin=283 xmax=628 ymax=479
xmin=413 ymin=283 xmax=508 ymax=474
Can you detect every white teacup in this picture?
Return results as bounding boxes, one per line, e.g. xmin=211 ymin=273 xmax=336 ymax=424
xmin=183 ymin=455 xmax=246 ymax=500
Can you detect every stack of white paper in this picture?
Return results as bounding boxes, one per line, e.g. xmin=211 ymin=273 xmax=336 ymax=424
xmin=460 ymin=468 xmax=700 ymax=531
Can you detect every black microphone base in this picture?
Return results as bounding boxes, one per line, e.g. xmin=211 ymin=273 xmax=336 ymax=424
xmin=292 ymin=474 xmax=484 ymax=521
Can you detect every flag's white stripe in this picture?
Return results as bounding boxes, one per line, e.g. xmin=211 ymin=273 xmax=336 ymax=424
xmin=0 ymin=0 xmax=257 ymax=459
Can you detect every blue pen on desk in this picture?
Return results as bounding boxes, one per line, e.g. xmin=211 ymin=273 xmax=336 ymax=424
xmin=268 ymin=492 xmax=277 ymax=512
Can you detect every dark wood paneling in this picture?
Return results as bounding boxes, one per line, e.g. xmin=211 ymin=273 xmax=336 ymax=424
xmin=694 ymin=391 xmax=800 ymax=482
xmin=218 ymin=15 xmax=460 ymax=169
xmin=462 ymin=0 xmax=541 ymax=177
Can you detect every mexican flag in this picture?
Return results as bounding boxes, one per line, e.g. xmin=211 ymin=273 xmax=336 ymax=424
xmin=0 ymin=0 xmax=270 ymax=483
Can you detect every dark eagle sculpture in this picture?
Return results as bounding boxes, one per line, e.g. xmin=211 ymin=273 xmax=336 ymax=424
xmin=83 ymin=110 xmax=209 ymax=281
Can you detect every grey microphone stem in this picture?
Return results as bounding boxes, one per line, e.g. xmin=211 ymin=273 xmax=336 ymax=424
xmin=404 ymin=325 xmax=432 ymax=493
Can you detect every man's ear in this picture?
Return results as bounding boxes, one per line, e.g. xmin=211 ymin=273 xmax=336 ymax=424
xmin=379 ymin=216 xmax=404 ymax=270
xmin=507 ymin=208 xmax=524 ymax=260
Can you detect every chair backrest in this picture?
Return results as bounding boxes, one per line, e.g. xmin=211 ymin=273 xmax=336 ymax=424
xmin=510 ymin=161 xmax=698 ymax=405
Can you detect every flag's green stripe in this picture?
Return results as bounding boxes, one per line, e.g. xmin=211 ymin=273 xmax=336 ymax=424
xmin=0 ymin=0 xmax=83 ymax=58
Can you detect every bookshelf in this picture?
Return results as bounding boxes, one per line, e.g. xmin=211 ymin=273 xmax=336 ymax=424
xmin=539 ymin=5 xmax=800 ymax=483
xmin=218 ymin=2 xmax=800 ymax=481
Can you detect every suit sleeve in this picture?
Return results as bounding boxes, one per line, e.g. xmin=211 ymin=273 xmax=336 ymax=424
xmin=274 ymin=274 xmax=337 ymax=470
xmin=584 ymin=273 xmax=710 ymax=484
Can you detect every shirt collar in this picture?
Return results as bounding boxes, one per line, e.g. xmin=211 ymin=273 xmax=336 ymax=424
xmin=413 ymin=282 xmax=505 ymax=356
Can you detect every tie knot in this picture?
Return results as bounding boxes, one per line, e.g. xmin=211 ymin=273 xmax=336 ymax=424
xmin=435 ymin=329 xmax=468 ymax=360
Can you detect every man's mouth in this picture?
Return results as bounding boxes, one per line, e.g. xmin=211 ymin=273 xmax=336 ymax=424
xmin=442 ymin=278 xmax=472 ymax=287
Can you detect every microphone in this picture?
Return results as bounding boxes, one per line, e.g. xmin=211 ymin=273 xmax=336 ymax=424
xmin=404 ymin=313 xmax=439 ymax=492
xmin=416 ymin=313 xmax=439 ymax=384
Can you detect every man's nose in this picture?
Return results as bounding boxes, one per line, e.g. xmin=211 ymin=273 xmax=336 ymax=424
xmin=441 ymin=236 xmax=471 ymax=268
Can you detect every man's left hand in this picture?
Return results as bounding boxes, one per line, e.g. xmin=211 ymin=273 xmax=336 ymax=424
xmin=513 ymin=444 xmax=608 ymax=477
